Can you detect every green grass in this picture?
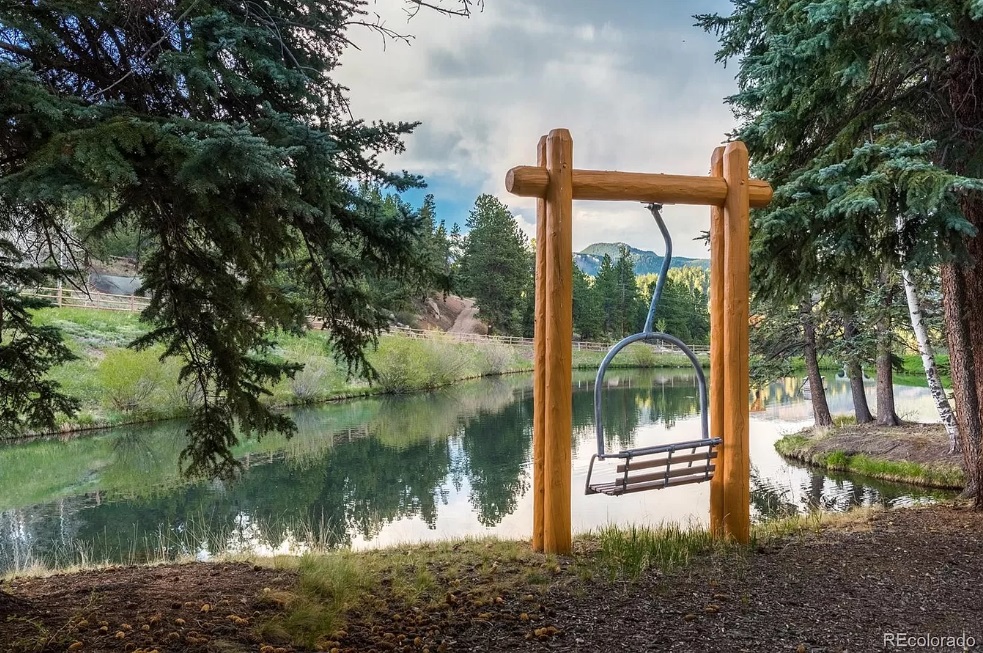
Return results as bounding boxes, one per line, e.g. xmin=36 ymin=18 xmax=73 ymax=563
xmin=237 ymin=526 xmax=743 ymax=647
xmin=774 ymin=432 xmax=964 ymax=489
xmin=588 ymin=523 xmax=731 ymax=581
xmin=895 ymin=354 xmax=952 ymax=388
xmin=893 ymin=372 xmax=953 ymax=389
xmin=750 ymin=507 xmax=879 ymax=543
xmin=827 ymin=453 xmax=963 ymax=487
xmin=773 ymin=434 xmax=809 ymax=457
xmin=33 ymin=307 xmax=147 ymax=349
xmin=259 ymin=553 xmax=368 ymax=648
xmin=14 ymin=307 xmax=709 ymax=438
xmin=786 ymin=356 xmax=844 ymax=372
xmin=572 ymin=345 xmax=708 ymax=370
xmin=259 ymin=536 xmax=548 ymax=648
xmin=7 ymin=510 xmax=744 ymax=649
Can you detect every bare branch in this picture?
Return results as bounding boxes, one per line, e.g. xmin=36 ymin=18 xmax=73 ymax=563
xmin=87 ymin=0 xmax=202 ymax=101
xmin=402 ymin=0 xmax=483 ymax=19
xmin=0 ymin=41 xmax=31 ymax=58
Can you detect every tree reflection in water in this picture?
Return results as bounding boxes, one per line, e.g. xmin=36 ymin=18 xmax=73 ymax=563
xmin=0 ymin=371 xmax=957 ymax=573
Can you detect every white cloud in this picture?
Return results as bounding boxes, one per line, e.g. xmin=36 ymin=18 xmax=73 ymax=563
xmin=335 ymin=0 xmax=738 ymax=257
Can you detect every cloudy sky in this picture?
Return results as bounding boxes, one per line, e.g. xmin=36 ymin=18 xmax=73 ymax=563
xmin=335 ymin=0 xmax=739 ymax=258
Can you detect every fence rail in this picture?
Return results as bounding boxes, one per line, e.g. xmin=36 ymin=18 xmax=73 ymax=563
xmin=385 ymin=325 xmax=710 ymax=355
xmin=27 ymin=287 xmax=709 ymax=355
xmin=28 ymin=286 xmax=152 ymax=312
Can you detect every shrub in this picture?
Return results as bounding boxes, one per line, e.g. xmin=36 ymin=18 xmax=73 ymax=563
xmin=372 ymin=338 xmax=429 ymax=393
xmin=153 ymin=356 xmax=203 ymax=413
xmin=289 ymin=359 xmax=332 ymax=403
xmin=371 ymin=337 xmax=471 ymax=393
xmin=95 ymin=348 xmax=164 ymax=412
xmin=477 ymin=342 xmax=517 ymax=375
xmin=422 ymin=340 xmax=469 ymax=386
xmin=625 ymin=343 xmax=657 ymax=368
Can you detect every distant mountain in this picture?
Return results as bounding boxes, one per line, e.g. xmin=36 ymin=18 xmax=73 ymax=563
xmin=575 ymin=242 xmax=710 ymax=276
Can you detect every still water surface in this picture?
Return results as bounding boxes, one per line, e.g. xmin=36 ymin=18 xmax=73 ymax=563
xmin=0 ymin=370 xmax=953 ymax=573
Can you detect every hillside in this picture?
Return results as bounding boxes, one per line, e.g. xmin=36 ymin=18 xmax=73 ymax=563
xmin=575 ymin=242 xmax=710 ymax=276
xmin=411 ymin=294 xmax=488 ymax=335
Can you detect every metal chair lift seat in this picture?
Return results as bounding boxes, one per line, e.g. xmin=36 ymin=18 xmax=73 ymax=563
xmin=585 ymin=203 xmax=722 ymax=496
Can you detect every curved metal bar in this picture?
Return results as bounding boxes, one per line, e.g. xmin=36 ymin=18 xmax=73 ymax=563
xmin=594 ymin=331 xmax=709 ymax=459
xmin=643 ymin=203 xmax=671 ymax=334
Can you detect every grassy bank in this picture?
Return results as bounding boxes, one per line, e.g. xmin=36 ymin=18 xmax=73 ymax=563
xmin=254 ymin=523 xmax=746 ymax=648
xmin=9 ymin=506 xmax=983 ymax=653
xmin=3 ymin=520 xmax=740 ymax=649
xmin=2 ymin=508 xmax=881 ymax=651
xmin=774 ymin=423 xmax=964 ymax=489
xmin=780 ymin=354 xmax=951 ymax=389
xmin=894 ymin=353 xmax=952 ymax=388
xmin=24 ymin=307 xmax=708 ymax=437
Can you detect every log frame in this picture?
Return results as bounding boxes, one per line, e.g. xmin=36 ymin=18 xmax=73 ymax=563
xmin=510 ymin=129 xmax=765 ymax=552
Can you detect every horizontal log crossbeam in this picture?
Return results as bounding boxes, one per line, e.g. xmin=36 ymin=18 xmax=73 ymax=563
xmin=505 ymin=166 xmax=772 ymax=208
xmin=515 ymin=128 xmax=768 ymax=553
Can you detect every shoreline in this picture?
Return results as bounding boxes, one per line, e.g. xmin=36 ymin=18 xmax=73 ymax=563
xmin=774 ymin=422 xmax=965 ymax=489
xmin=3 ymin=356 xmax=705 ymax=445
xmin=4 ymin=506 xmax=982 ymax=652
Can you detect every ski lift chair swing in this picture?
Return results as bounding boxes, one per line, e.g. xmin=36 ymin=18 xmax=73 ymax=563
xmin=505 ymin=129 xmax=772 ymax=554
xmin=584 ymin=203 xmax=720 ymax=496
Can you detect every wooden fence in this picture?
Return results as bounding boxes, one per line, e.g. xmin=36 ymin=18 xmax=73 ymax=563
xmin=27 ymin=287 xmax=709 ymax=355
xmin=386 ymin=325 xmax=710 ymax=355
xmin=28 ymin=286 xmax=152 ymax=312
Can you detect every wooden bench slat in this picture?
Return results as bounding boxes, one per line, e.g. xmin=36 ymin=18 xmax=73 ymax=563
xmin=616 ymin=464 xmax=715 ymax=487
xmin=616 ymin=473 xmax=713 ymax=494
xmin=616 ymin=450 xmax=717 ymax=473
xmin=589 ymin=472 xmax=714 ymax=496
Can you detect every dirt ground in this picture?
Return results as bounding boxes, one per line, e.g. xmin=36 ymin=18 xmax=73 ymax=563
xmin=4 ymin=506 xmax=983 ymax=652
xmin=414 ymin=295 xmax=488 ymax=335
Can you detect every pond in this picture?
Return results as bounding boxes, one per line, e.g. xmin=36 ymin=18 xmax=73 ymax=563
xmin=0 ymin=370 xmax=954 ymax=574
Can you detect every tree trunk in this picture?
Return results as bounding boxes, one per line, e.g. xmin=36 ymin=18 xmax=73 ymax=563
xmin=941 ymin=262 xmax=982 ymax=504
xmin=874 ymin=279 xmax=901 ymax=427
xmin=843 ymin=318 xmax=874 ymax=424
xmin=901 ymin=266 xmax=959 ymax=452
xmin=943 ymin=34 xmax=983 ymax=507
xmin=800 ymin=299 xmax=832 ymax=427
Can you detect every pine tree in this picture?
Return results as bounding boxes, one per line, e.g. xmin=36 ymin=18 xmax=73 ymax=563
xmin=448 ymin=222 xmax=464 ymax=285
xmin=593 ymin=254 xmax=618 ymax=337
xmin=656 ymin=276 xmax=693 ymax=344
xmin=456 ymin=195 xmax=531 ymax=335
xmin=0 ymin=0 xmax=475 ymax=478
xmin=612 ymin=244 xmax=641 ymax=338
xmin=572 ymin=264 xmax=602 ymax=341
xmin=697 ymin=1 xmax=983 ymax=501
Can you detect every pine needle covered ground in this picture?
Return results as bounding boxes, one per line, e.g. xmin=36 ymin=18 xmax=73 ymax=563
xmin=3 ymin=506 xmax=982 ymax=652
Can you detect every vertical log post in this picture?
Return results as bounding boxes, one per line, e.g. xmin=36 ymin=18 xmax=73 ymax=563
xmin=543 ymin=128 xmax=574 ymax=554
xmin=532 ymin=135 xmax=548 ymax=552
xmin=722 ymin=141 xmax=751 ymax=543
xmin=506 ymin=132 xmax=768 ymax=548
xmin=708 ymin=146 xmax=727 ymax=536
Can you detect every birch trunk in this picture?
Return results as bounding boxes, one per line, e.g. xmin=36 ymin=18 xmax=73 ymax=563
xmin=901 ymin=267 xmax=960 ymax=452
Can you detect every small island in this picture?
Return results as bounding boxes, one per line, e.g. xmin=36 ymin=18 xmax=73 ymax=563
xmin=775 ymin=422 xmax=965 ymax=489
